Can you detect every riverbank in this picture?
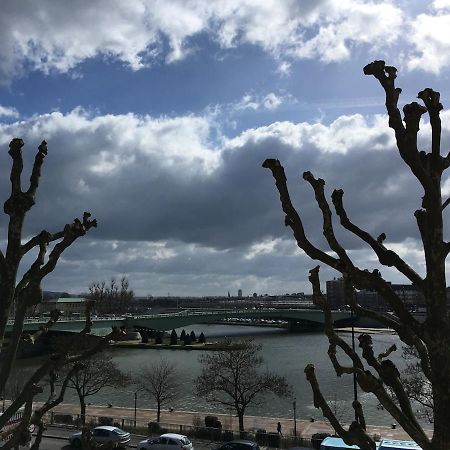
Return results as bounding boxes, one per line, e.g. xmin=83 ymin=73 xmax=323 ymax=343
xmin=110 ymin=341 xmax=245 ymax=351
xmin=35 ymin=402 xmax=431 ymax=441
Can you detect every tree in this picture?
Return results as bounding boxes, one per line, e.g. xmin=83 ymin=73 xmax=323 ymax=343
xmin=0 ymin=139 xmax=120 ymax=449
xmin=180 ymin=329 xmax=186 ymax=341
xmin=195 ymin=339 xmax=291 ymax=432
xmin=170 ymin=329 xmax=178 ymax=345
xmin=198 ymin=332 xmax=206 ymax=344
xmin=183 ymin=333 xmax=191 ymax=345
xmin=88 ymin=276 xmax=134 ymax=315
xmin=190 ymin=331 xmax=196 ymax=342
xmin=63 ymin=351 xmax=129 ymax=426
xmin=399 ymin=345 xmax=433 ymax=424
xmin=134 ymin=359 xmax=180 ymax=422
xmin=264 ymin=60 xmax=450 ymax=450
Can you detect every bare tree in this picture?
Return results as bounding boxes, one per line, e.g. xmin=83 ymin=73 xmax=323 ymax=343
xmin=264 ymin=60 xmax=450 ymax=450
xmin=399 ymin=345 xmax=433 ymax=424
xmin=134 ymin=359 xmax=180 ymax=422
xmin=0 ymin=139 xmax=122 ymax=449
xmin=88 ymin=276 xmax=134 ymax=315
xmin=63 ymin=351 xmax=129 ymax=426
xmin=195 ymin=339 xmax=291 ymax=433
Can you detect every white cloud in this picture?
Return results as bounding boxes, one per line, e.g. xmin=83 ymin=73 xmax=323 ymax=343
xmin=235 ymin=92 xmax=285 ymax=111
xmin=263 ymin=93 xmax=283 ymax=110
xmin=407 ymin=3 xmax=450 ymax=73
xmin=0 ymin=105 xmax=19 ymax=118
xmin=0 ymin=0 xmax=407 ymax=82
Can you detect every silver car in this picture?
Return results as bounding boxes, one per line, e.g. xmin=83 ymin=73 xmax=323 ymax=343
xmin=70 ymin=425 xmax=131 ymax=448
xmin=138 ymin=433 xmax=193 ymax=450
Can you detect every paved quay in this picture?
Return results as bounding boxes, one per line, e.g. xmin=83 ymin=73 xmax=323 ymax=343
xmin=40 ymin=403 xmax=432 ymax=440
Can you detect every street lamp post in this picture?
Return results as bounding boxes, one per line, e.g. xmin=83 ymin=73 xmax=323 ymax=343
xmin=293 ymin=397 xmax=297 ymax=437
xmin=350 ymin=307 xmax=358 ymax=423
xmin=134 ymin=392 xmax=137 ymax=428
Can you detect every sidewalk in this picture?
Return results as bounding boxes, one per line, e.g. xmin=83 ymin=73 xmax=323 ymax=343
xmin=38 ymin=403 xmax=432 ymax=440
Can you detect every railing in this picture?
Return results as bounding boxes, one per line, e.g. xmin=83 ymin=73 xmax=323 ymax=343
xmin=44 ymin=411 xmax=312 ymax=449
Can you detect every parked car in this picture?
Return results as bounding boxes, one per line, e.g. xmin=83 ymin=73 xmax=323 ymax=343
xmin=213 ymin=440 xmax=260 ymax=450
xmin=138 ymin=433 xmax=193 ymax=450
xmin=70 ymin=425 xmax=131 ymax=448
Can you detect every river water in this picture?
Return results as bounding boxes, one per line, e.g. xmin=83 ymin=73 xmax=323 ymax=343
xmin=16 ymin=324 xmax=408 ymax=427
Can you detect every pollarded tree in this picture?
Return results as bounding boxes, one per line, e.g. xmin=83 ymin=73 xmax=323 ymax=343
xmin=0 ymin=139 xmax=121 ymax=450
xmin=195 ymin=339 xmax=291 ymax=433
xmin=263 ymin=61 xmax=450 ymax=450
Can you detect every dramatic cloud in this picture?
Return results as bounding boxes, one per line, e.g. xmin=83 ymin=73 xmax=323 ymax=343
xmin=1 ymin=106 xmax=445 ymax=294
xmin=0 ymin=0 xmax=406 ymax=83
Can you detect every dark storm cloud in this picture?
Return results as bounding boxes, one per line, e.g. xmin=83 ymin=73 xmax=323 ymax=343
xmin=0 ymin=110 xmax=432 ymax=249
xmin=0 ymin=109 xmax=443 ymax=294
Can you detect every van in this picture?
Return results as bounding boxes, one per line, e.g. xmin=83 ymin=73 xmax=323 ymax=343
xmin=379 ymin=440 xmax=422 ymax=450
xmin=320 ymin=437 xmax=422 ymax=450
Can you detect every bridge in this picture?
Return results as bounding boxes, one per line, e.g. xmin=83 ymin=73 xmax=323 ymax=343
xmin=6 ymin=308 xmax=353 ymax=336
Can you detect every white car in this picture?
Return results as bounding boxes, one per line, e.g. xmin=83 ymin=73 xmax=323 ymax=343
xmin=70 ymin=425 xmax=131 ymax=448
xmin=138 ymin=433 xmax=193 ymax=450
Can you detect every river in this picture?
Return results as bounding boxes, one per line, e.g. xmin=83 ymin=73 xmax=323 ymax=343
xmin=14 ymin=324 xmax=410 ymax=427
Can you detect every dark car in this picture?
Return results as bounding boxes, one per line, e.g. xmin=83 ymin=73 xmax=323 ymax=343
xmin=213 ymin=440 xmax=260 ymax=450
xmin=70 ymin=426 xmax=131 ymax=448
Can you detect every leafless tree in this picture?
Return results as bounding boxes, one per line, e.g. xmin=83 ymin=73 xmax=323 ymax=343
xmin=62 ymin=351 xmax=129 ymax=426
xmin=134 ymin=359 xmax=180 ymax=423
xmin=0 ymin=139 xmax=122 ymax=449
xmin=264 ymin=60 xmax=450 ymax=450
xmin=399 ymin=345 xmax=434 ymax=423
xmin=88 ymin=276 xmax=134 ymax=314
xmin=195 ymin=339 xmax=291 ymax=433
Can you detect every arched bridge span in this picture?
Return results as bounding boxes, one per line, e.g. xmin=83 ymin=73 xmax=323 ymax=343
xmin=9 ymin=309 xmax=352 ymax=335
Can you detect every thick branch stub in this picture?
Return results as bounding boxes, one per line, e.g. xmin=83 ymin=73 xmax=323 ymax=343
xmin=403 ymin=103 xmax=427 ymax=133
xmin=418 ymin=88 xmax=443 ymax=113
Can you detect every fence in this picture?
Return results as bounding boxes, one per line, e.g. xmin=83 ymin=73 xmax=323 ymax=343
xmin=44 ymin=411 xmax=312 ymax=449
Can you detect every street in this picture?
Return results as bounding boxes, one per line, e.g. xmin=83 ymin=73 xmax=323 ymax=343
xmin=36 ymin=427 xmax=218 ymax=450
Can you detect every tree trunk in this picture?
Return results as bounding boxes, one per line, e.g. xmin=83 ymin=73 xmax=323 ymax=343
xmin=238 ymin=413 xmax=245 ymax=435
xmin=431 ymin=381 xmax=450 ymax=450
xmin=80 ymin=400 xmax=86 ymax=427
xmin=76 ymin=389 xmax=86 ymax=426
xmin=157 ymin=400 xmax=161 ymax=422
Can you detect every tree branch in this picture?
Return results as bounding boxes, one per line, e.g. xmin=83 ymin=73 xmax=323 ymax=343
xmin=442 ymin=197 xmax=450 ymax=211
xmin=332 ymin=189 xmax=424 ymax=288
xmin=262 ymin=159 xmax=340 ymax=269
xmin=303 ymin=172 xmax=352 ymax=265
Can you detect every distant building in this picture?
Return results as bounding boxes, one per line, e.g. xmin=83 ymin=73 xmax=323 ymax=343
xmin=37 ymin=297 xmax=87 ymax=316
xmin=326 ymin=277 xmax=346 ymax=309
xmin=326 ymin=276 xmax=426 ymax=311
xmin=237 ymin=289 xmax=242 ymax=298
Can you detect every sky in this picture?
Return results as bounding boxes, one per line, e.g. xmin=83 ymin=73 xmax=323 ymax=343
xmin=1 ymin=0 xmax=450 ymax=297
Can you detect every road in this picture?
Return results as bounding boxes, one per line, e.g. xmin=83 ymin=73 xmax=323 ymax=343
xmin=36 ymin=427 xmax=222 ymax=450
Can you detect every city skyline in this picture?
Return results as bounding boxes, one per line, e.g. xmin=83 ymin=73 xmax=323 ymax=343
xmin=1 ymin=1 xmax=450 ymax=296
